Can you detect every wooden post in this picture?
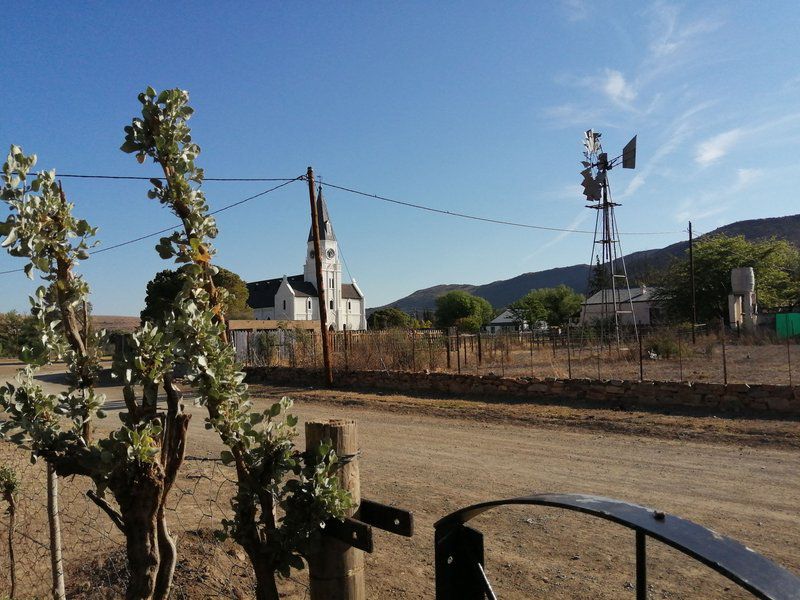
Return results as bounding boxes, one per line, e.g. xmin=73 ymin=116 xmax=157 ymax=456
xmin=306 ymin=420 xmax=364 ymax=600
xmin=307 ymin=167 xmax=334 ymax=387
xmin=787 ymin=322 xmax=793 ymax=386
xmin=47 ymin=464 xmax=66 ymax=600
xmin=529 ymin=330 xmax=534 ymax=376
xmin=638 ymin=331 xmax=644 ymax=382
xmin=678 ymin=333 xmax=683 ymax=383
xmin=428 ymin=334 xmax=434 ymax=370
xmin=456 ymin=330 xmax=462 ymax=374
xmin=500 ymin=340 xmax=505 ymax=377
xmin=566 ymin=327 xmax=572 ymax=379
xmin=411 ymin=330 xmax=416 ymax=372
xmin=462 ymin=333 xmax=468 ymax=367
xmin=446 ymin=332 xmax=451 ymax=370
xmin=477 ymin=332 xmax=482 ymax=365
xmin=720 ymin=317 xmax=728 ymax=385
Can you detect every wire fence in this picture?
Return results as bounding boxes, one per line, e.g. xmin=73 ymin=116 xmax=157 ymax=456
xmin=0 ymin=440 xmax=313 ymax=599
xmin=231 ymin=323 xmax=800 ymax=386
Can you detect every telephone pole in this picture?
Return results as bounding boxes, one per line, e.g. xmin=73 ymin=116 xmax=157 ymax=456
xmin=689 ymin=221 xmax=697 ymax=344
xmin=307 ymin=167 xmax=334 ymax=386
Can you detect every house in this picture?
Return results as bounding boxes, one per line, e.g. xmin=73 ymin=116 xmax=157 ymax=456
xmin=481 ymin=309 xmax=529 ymax=333
xmin=580 ymin=286 xmax=660 ymax=326
xmin=246 ymin=188 xmax=367 ymax=331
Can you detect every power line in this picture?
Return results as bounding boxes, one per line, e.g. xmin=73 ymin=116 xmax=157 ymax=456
xmin=12 ymin=172 xmax=299 ymax=182
xmin=315 ymin=179 xmax=680 ymax=236
xmin=0 ymin=177 xmax=303 ymax=274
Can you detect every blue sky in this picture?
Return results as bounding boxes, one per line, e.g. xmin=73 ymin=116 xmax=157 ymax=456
xmin=2 ymin=1 xmax=799 ymax=314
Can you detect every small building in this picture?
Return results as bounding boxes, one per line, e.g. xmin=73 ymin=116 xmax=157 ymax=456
xmin=580 ymin=286 xmax=660 ymax=326
xmin=483 ymin=309 xmax=526 ymax=333
xmin=246 ymin=189 xmax=367 ymax=331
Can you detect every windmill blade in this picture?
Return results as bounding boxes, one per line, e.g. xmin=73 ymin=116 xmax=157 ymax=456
xmin=622 ymin=135 xmax=637 ymax=169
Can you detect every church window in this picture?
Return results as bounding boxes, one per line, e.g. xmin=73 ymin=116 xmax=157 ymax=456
xmin=282 ymin=300 xmax=286 ymax=310
xmin=329 ymin=300 xmax=334 ymax=310
xmin=329 ymin=277 xmax=334 ymax=288
xmin=348 ymin=301 xmax=351 ymax=310
xmin=307 ymin=300 xmax=312 ymax=309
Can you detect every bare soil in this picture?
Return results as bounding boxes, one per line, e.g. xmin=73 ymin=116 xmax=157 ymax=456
xmin=1 ymin=362 xmax=798 ymax=599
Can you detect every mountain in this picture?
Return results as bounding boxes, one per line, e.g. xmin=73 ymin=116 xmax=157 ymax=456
xmin=373 ymin=214 xmax=800 ymax=313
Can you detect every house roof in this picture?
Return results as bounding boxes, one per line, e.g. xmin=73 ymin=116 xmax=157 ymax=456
xmin=307 ymin=186 xmax=336 ymax=243
xmin=489 ymin=309 xmax=521 ymax=325
xmin=247 ymin=275 xmax=317 ymax=308
xmin=583 ymin=286 xmax=657 ymax=305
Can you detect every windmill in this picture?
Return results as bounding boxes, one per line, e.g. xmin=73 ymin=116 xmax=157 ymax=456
xmin=580 ymin=130 xmax=638 ymax=347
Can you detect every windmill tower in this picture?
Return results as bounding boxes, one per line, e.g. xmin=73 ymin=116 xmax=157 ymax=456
xmin=580 ymin=130 xmax=639 ymax=346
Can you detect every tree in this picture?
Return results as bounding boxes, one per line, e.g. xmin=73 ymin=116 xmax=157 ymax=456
xmin=510 ymin=285 xmax=584 ymax=326
xmin=435 ymin=291 xmax=494 ymax=332
xmin=0 ymin=311 xmax=38 ymax=358
xmin=654 ymin=234 xmax=800 ymax=323
xmin=141 ymin=266 xmax=252 ymax=323
xmin=367 ymin=307 xmax=412 ymax=330
xmin=587 ymin=255 xmax=611 ymax=296
xmin=508 ymin=294 xmax=547 ymax=328
xmin=122 ymin=87 xmax=351 ymax=600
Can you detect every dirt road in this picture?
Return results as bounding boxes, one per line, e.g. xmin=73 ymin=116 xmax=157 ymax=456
xmin=2 ymin=360 xmax=799 ymax=598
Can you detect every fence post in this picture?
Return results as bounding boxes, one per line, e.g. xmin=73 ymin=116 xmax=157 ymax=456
xmin=638 ymin=332 xmax=644 ymax=382
xmin=47 ymin=464 xmax=66 ymax=600
xmin=446 ymin=333 xmax=451 ymax=370
xmin=566 ymin=327 xmax=572 ymax=379
xmin=787 ymin=322 xmax=793 ymax=386
xmin=678 ymin=333 xmax=683 ymax=383
xmin=462 ymin=334 xmax=468 ymax=368
xmin=529 ymin=330 xmax=534 ymax=376
xmin=477 ymin=332 xmax=482 ymax=366
xmin=456 ymin=330 xmax=462 ymax=374
xmin=428 ymin=334 xmax=434 ymax=370
xmin=306 ymin=420 xmax=364 ymax=600
xmin=720 ymin=318 xmax=728 ymax=385
xmin=411 ymin=330 xmax=416 ymax=372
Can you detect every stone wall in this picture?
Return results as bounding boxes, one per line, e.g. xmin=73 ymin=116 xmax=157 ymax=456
xmin=245 ymin=367 xmax=800 ymax=415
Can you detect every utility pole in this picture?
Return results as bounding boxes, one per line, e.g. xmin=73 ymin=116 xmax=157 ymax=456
xmin=689 ymin=221 xmax=697 ymax=344
xmin=307 ymin=167 xmax=334 ymax=386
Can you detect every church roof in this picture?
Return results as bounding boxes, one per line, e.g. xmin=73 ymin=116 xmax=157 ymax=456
xmin=247 ymin=275 xmax=317 ymax=308
xmin=307 ymin=186 xmax=336 ymax=243
xmin=341 ymin=284 xmax=363 ymax=299
xmin=247 ymin=276 xmax=363 ymax=308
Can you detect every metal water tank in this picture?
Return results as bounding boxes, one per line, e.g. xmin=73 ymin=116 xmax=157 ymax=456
xmin=731 ymin=267 xmax=755 ymax=293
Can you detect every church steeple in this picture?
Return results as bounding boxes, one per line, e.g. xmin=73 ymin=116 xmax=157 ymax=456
xmin=307 ymin=185 xmax=336 ymax=242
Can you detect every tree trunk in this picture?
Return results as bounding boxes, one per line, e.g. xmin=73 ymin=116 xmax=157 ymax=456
xmin=47 ymin=464 xmax=66 ymax=600
xmin=153 ymin=510 xmax=176 ymax=600
xmin=112 ymin=462 xmax=164 ymax=600
xmin=243 ymin=544 xmax=280 ymax=600
xmin=5 ymin=491 xmax=16 ymax=600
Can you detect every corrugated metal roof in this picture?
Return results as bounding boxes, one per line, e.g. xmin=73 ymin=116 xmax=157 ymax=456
xmin=583 ymin=287 xmax=657 ymax=305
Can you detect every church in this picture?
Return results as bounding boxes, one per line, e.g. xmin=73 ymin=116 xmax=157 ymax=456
xmin=246 ymin=188 xmax=367 ymax=330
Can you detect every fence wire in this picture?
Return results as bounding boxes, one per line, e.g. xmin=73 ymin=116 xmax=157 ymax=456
xmin=0 ymin=441 xmax=314 ymax=599
xmin=232 ymin=324 xmax=800 ymax=386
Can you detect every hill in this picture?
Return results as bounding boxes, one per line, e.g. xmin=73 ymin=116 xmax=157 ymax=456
xmin=373 ymin=214 xmax=800 ymax=313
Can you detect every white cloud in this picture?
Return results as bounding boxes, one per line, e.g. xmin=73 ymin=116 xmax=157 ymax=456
xmin=694 ymin=129 xmax=742 ymax=166
xmin=602 ymin=69 xmax=637 ymax=106
xmin=622 ymin=173 xmax=646 ymax=197
xmin=734 ymin=167 xmax=762 ymax=189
